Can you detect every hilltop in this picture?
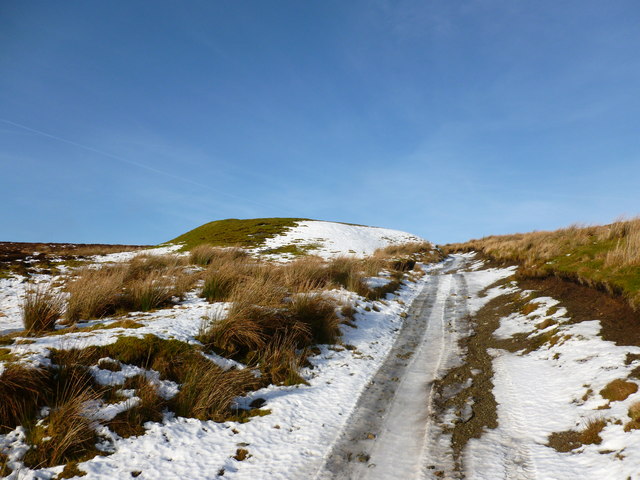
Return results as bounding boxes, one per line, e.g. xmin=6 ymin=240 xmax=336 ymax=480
xmin=167 ymin=218 xmax=424 ymax=259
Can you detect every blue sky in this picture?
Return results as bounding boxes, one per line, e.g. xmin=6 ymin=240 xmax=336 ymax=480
xmin=2 ymin=0 xmax=639 ymax=245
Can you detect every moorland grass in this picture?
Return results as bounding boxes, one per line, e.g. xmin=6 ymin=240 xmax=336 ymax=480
xmin=445 ymin=218 xmax=640 ymax=309
xmin=22 ymin=285 xmax=64 ymax=333
xmin=65 ymin=257 xmax=196 ymax=323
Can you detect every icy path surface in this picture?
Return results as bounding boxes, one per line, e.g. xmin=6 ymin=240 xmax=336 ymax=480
xmin=315 ymin=254 xmax=507 ymax=479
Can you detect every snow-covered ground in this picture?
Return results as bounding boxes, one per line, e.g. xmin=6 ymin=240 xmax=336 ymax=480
xmin=0 ymin=225 xmax=432 ymax=479
xmin=466 ymin=290 xmax=640 ymax=480
xmin=4 ymin=230 xmax=637 ymax=479
xmin=257 ymin=220 xmax=424 ymax=259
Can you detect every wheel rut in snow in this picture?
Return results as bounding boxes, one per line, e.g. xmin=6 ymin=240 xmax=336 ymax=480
xmin=316 ymin=256 xmax=469 ymax=480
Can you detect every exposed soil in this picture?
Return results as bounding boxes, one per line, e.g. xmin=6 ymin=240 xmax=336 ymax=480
xmin=519 ymin=276 xmax=640 ymax=347
xmin=435 ymin=280 xmax=529 ymax=471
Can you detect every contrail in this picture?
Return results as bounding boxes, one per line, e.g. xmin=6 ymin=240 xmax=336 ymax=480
xmin=0 ymin=118 xmax=296 ymax=212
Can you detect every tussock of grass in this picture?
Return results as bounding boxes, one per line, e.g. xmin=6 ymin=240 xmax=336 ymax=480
xmin=199 ymin=314 xmax=267 ymax=358
xmin=23 ymin=388 xmax=99 ymax=468
xmin=579 ymin=418 xmax=607 ymax=445
xmin=125 ymin=271 xmax=175 ymax=311
xmin=201 ymin=263 xmax=245 ymax=302
xmin=22 ymin=285 xmax=64 ymax=333
xmin=600 ymin=379 xmax=638 ymax=402
xmin=0 ymin=364 xmax=52 ymax=433
xmin=548 ymin=418 xmax=607 ymax=452
xmin=171 ymin=357 xmax=259 ymax=421
xmin=65 ymin=267 xmax=125 ymax=323
xmin=248 ymin=331 xmax=308 ymax=386
xmin=287 ymin=294 xmax=339 ymax=346
xmin=326 ymin=257 xmax=368 ymax=294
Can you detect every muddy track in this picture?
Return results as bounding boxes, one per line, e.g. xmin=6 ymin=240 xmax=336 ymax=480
xmin=315 ymin=256 xmax=470 ymax=480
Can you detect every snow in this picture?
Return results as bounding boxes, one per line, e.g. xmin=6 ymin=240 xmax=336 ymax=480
xmin=6 ymin=235 xmax=638 ymax=479
xmin=0 ymin=232 xmax=434 ymax=479
xmin=257 ymin=220 xmax=425 ymax=259
xmin=89 ymin=245 xmax=183 ymax=263
xmin=465 ymin=278 xmax=640 ymax=480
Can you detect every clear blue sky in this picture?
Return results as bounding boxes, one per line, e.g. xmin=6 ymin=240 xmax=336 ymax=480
xmin=2 ymin=1 xmax=639 ymax=245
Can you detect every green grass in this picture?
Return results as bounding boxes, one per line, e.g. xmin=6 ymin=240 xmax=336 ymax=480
xmin=535 ymin=240 xmax=640 ymax=300
xmin=167 ymin=218 xmax=309 ymax=250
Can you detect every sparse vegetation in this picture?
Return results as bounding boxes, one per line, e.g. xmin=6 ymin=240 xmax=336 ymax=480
xmin=624 ymin=401 xmax=640 ymax=431
xmin=548 ymin=418 xmax=607 ymax=452
xmin=107 ymin=375 xmax=165 ymax=438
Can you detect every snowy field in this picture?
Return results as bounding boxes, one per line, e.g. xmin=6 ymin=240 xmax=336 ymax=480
xmin=466 ymin=282 xmax=640 ymax=479
xmin=0 ymin=223 xmax=432 ymax=479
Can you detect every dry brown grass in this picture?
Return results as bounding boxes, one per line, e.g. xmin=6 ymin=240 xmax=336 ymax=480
xmin=23 ymin=388 xmax=99 ymax=468
xmin=374 ymin=241 xmax=433 ymax=257
xmin=287 ymin=294 xmax=340 ymax=346
xmin=65 ymin=256 xmax=195 ymax=322
xmin=600 ymin=379 xmax=639 ymax=402
xmin=604 ymin=221 xmax=640 ymax=268
xmin=548 ymin=417 xmax=607 ymax=452
xmin=171 ymin=357 xmax=259 ymax=421
xmin=125 ymin=270 xmax=176 ymax=311
xmin=579 ymin=418 xmax=607 ymax=445
xmin=248 ymin=331 xmax=307 ymax=385
xmin=446 ymin=217 xmax=640 ymax=309
xmin=199 ymin=313 xmax=267 ymax=358
xmin=189 ymin=245 xmax=248 ymax=266
xmin=624 ymin=401 xmax=640 ymax=431
xmin=277 ymin=256 xmax=330 ymax=292
xmin=65 ymin=267 xmax=126 ymax=323
xmin=124 ymin=254 xmax=186 ymax=279
xmin=0 ymin=364 xmax=52 ymax=433
xmin=22 ymin=285 xmax=64 ymax=333
xmin=201 ymin=262 xmax=247 ymax=302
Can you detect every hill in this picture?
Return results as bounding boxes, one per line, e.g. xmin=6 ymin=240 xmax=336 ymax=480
xmin=167 ymin=218 xmax=424 ymax=259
